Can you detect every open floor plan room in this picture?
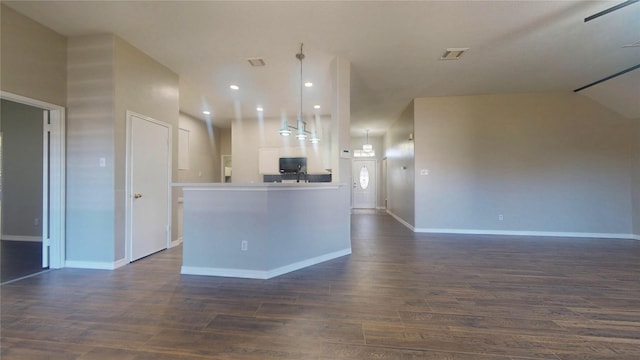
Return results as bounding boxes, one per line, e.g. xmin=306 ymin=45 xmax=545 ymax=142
xmin=2 ymin=212 xmax=639 ymax=359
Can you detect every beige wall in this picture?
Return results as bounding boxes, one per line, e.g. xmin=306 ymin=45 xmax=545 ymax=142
xmin=66 ymin=35 xmax=116 ymax=262
xmin=413 ymin=93 xmax=635 ymax=236
xmin=220 ymin=127 xmax=232 ymax=156
xmin=232 ymin=115 xmax=332 ymax=183
xmin=384 ymin=101 xmax=415 ymax=226
xmin=66 ymin=34 xmax=180 ymax=264
xmin=178 ymin=112 xmax=221 ymax=183
xmin=330 ymin=56 xmax=351 ymax=183
xmin=0 ymin=4 xmax=66 ymax=106
xmin=633 ymin=120 xmax=640 ymax=236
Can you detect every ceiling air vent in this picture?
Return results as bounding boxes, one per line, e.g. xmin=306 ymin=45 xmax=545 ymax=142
xmin=247 ymin=58 xmax=266 ymax=67
xmin=440 ymin=48 xmax=469 ymax=60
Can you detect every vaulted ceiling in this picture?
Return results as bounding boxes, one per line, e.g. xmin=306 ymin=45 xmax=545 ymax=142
xmin=5 ymin=1 xmax=639 ymax=135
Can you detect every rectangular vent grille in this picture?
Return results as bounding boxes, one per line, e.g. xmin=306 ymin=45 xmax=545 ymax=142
xmin=440 ymin=48 xmax=469 ymax=60
xmin=247 ymin=58 xmax=266 ymax=66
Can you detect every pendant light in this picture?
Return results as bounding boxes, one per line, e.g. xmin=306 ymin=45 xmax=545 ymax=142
xmin=279 ymin=43 xmax=319 ymax=142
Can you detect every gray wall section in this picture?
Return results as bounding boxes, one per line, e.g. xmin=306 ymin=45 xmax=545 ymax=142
xmin=633 ymin=120 xmax=640 ymax=236
xmin=0 ymin=4 xmax=67 ymax=106
xmin=66 ymin=35 xmax=116 ymax=262
xmin=384 ymin=101 xmax=415 ymax=226
xmin=1 ymin=99 xmax=43 ymax=238
xmin=182 ymin=186 xmax=351 ymax=273
xmin=413 ymin=93 xmax=635 ymax=235
xmin=178 ymin=113 xmax=221 ymax=183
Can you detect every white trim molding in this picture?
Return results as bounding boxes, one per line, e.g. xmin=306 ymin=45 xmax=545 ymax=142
xmin=171 ymin=238 xmax=183 ymax=248
xmin=181 ymin=248 xmax=352 ymax=280
xmin=66 ymin=258 xmax=128 ymax=270
xmin=1 ymin=235 xmax=43 ymax=242
xmin=386 ymin=209 xmax=415 ymax=231
xmin=631 ymin=234 xmax=640 ymax=241
xmin=413 ymin=228 xmax=640 ymax=240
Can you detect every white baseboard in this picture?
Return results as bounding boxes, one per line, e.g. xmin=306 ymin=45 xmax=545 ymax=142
xmin=414 ymin=228 xmax=639 ymax=240
xmin=386 ymin=209 xmax=415 ymax=231
xmin=376 ymin=206 xmax=386 ymax=210
xmin=631 ymin=234 xmax=640 ymax=241
xmin=181 ymin=248 xmax=352 ymax=280
xmin=113 ymin=258 xmax=129 ymax=269
xmin=170 ymin=237 xmax=183 ymax=248
xmin=65 ymin=259 xmax=128 ymax=270
xmin=266 ymin=248 xmax=352 ymax=279
xmin=2 ymin=235 xmax=42 ymax=242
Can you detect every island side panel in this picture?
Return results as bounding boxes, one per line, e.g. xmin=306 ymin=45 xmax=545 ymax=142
xmin=180 ymin=185 xmax=351 ymax=279
xmin=266 ymin=186 xmax=351 ymax=272
xmin=182 ymin=188 xmax=269 ymax=276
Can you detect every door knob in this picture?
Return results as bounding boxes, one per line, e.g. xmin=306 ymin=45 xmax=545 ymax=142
xmin=134 ymin=193 xmax=142 ymax=199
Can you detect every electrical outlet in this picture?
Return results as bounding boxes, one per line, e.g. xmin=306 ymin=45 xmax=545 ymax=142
xmin=420 ymin=169 xmax=429 ymax=175
xmin=498 ymin=214 xmax=504 ymax=221
xmin=241 ymin=240 xmax=248 ymax=251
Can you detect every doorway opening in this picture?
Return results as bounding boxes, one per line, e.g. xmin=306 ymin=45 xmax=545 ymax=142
xmin=1 ymin=93 xmax=65 ymax=283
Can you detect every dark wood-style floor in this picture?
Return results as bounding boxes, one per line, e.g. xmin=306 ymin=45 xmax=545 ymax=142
xmin=1 ymin=212 xmax=639 ymax=359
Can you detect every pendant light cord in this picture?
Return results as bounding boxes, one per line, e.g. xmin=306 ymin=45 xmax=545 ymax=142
xmin=298 ymin=43 xmax=304 ymax=123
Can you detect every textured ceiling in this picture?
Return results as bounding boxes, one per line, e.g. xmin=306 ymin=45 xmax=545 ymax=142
xmin=5 ymin=1 xmax=639 ymax=135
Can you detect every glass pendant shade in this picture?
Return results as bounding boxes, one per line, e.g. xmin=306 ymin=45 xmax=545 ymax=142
xmin=296 ymin=118 xmax=307 ymax=140
xmin=279 ymin=118 xmax=291 ymax=136
xmin=310 ymin=131 xmax=320 ymax=143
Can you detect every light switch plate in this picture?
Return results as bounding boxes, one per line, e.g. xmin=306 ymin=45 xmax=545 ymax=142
xmin=420 ymin=169 xmax=429 ymax=175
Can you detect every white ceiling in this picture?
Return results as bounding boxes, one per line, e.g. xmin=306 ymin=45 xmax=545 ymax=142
xmin=5 ymin=1 xmax=640 ymax=135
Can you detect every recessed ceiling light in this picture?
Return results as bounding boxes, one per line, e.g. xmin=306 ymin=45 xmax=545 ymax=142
xmin=304 ymin=82 xmax=313 ymax=87
xmin=256 ymin=107 xmax=264 ymax=112
xmin=230 ymin=84 xmax=240 ymax=90
xmin=440 ymin=48 xmax=469 ymax=60
xmin=247 ymin=58 xmax=266 ymax=66
xmin=314 ymin=105 xmax=321 ymax=109
xmin=202 ymin=111 xmax=211 ymax=115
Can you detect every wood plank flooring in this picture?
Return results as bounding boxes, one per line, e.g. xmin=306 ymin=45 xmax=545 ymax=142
xmin=2 ymin=212 xmax=639 ymax=359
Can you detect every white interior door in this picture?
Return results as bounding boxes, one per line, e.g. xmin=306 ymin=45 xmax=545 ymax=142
xmin=352 ymin=160 xmax=376 ymax=209
xmin=129 ymin=114 xmax=170 ymax=261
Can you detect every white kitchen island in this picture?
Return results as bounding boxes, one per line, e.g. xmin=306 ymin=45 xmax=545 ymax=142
xmin=175 ymin=183 xmax=351 ymax=279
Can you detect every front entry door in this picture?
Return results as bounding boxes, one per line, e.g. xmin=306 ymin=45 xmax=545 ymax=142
xmin=352 ymin=160 xmax=376 ymax=209
xmin=129 ymin=114 xmax=170 ymax=261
